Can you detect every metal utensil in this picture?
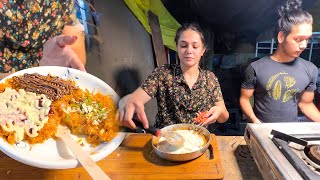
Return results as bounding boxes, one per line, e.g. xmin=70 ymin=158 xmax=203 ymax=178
xmin=55 ymin=125 xmax=111 ymax=180
xmin=271 ymin=129 xmax=309 ymax=146
xmin=132 ymin=118 xmax=185 ymax=147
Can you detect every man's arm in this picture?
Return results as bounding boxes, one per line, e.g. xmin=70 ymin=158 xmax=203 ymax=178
xmin=240 ymin=88 xmax=261 ymax=123
xmin=298 ymin=91 xmax=320 ymax=122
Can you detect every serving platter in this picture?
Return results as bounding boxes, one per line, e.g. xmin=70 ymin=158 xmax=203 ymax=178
xmin=0 ymin=66 xmax=125 ymax=169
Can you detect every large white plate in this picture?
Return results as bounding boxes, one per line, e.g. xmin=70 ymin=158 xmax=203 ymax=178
xmin=0 ymin=66 xmax=125 ymax=169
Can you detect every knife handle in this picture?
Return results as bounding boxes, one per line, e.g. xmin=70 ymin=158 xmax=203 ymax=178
xmin=271 ymin=129 xmax=308 ymax=146
xmin=132 ymin=117 xmax=160 ymax=136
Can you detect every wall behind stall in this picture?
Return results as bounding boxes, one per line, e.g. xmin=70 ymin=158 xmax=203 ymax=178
xmin=85 ymin=0 xmax=158 ymax=125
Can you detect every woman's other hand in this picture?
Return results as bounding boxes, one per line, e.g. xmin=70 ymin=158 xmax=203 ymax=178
xmin=199 ymin=101 xmax=229 ymax=126
xmin=201 ymin=106 xmax=223 ymax=126
xmin=194 ymin=107 xmax=221 ymax=126
xmin=40 ymin=35 xmax=86 ymax=71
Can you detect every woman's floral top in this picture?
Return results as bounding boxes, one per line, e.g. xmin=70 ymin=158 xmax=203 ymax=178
xmin=141 ymin=64 xmax=224 ymax=128
xmin=0 ymin=0 xmax=75 ymax=73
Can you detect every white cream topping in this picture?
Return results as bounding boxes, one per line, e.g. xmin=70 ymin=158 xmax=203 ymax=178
xmin=156 ymin=130 xmax=205 ymax=154
xmin=0 ymin=88 xmax=52 ymax=142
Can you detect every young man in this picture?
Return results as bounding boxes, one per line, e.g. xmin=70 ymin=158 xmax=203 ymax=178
xmin=240 ymin=0 xmax=320 ymax=123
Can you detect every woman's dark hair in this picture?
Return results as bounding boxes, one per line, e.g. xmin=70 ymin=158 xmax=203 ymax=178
xmin=275 ymin=0 xmax=313 ymax=37
xmin=174 ymin=23 xmax=206 ymax=48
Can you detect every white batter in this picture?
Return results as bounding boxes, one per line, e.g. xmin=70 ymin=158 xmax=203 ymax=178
xmin=156 ymin=130 xmax=206 ymax=154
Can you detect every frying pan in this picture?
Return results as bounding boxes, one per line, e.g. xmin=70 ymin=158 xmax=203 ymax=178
xmin=151 ymin=123 xmax=212 ymax=161
xmin=271 ymin=130 xmax=320 ymax=179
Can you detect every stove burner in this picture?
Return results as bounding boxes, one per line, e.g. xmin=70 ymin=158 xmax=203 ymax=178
xmin=308 ymin=145 xmax=320 ymax=166
xmin=272 ymin=137 xmax=320 ymax=179
xmin=302 ymin=145 xmax=320 ymax=170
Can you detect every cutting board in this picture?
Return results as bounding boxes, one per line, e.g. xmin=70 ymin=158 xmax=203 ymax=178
xmin=106 ymin=133 xmax=224 ymax=179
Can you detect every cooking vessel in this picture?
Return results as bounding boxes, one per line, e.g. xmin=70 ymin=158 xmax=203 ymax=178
xmin=132 ymin=118 xmax=185 ymax=146
xmin=271 ymin=130 xmax=320 ymax=169
xmin=151 ymin=123 xmax=212 ymax=161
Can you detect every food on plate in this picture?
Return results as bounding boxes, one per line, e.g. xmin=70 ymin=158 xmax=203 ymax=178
xmin=0 ymin=73 xmax=119 ymax=145
xmin=0 ymin=88 xmax=52 ymax=143
xmin=155 ymin=129 xmax=207 ymax=154
xmin=11 ymin=73 xmax=77 ymax=101
xmin=58 ymin=89 xmax=119 ymax=145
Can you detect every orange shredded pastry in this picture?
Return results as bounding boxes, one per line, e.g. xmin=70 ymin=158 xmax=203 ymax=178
xmin=57 ymin=89 xmax=120 ymax=145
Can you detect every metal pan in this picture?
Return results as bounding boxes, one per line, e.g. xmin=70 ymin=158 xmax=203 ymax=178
xmin=151 ymin=123 xmax=212 ymax=161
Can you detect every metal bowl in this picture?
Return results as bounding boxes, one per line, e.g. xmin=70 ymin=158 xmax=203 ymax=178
xmin=151 ymin=123 xmax=212 ymax=161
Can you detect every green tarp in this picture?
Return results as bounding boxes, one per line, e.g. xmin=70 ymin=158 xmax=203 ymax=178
xmin=124 ymin=0 xmax=181 ymax=51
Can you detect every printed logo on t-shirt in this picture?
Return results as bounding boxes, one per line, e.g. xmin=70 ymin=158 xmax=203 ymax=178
xmin=266 ymin=72 xmax=299 ymax=102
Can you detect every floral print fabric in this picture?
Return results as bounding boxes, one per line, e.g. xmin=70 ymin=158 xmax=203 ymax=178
xmin=141 ymin=64 xmax=224 ymax=128
xmin=0 ymin=0 xmax=75 ymax=73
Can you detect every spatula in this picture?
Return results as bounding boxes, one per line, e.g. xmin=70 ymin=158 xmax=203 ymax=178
xmin=132 ymin=118 xmax=185 ymax=147
xmin=55 ymin=125 xmax=111 ymax=180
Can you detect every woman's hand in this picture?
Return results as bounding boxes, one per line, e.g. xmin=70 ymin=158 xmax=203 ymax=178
xmin=40 ymin=35 xmax=86 ymax=71
xmin=116 ymin=88 xmax=151 ymax=129
xmin=195 ymin=106 xmax=226 ymax=126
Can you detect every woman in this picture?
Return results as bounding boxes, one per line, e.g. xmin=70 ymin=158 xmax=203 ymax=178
xmin=0 ymin=0 xmax=86 ymax=80
xmin=118 ymin=23 xmax=229 ymax=129
xmin=240 ymin=0 xmax=320 ymax=123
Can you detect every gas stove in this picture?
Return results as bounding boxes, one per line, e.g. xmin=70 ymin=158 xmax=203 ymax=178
xmin=244 ymin=123 xmax=320 ymax=180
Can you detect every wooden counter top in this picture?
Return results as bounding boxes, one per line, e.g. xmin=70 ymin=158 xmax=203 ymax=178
xmin=218 ymin=136 xmax=263 ymax=180
xmin=0 ymin=134 xmax=262 ymax=180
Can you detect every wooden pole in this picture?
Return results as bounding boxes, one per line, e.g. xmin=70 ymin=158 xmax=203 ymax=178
xmin=148 ymin=11 xmax=167 ymax=67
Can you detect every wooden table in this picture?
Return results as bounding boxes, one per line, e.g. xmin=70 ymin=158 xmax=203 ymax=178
xmin=0 ymin=134 xmax=262 ymax=180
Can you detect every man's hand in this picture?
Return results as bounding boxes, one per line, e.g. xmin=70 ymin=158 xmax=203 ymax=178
xmin=40 ymin=35 xmax=86 ymax=71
